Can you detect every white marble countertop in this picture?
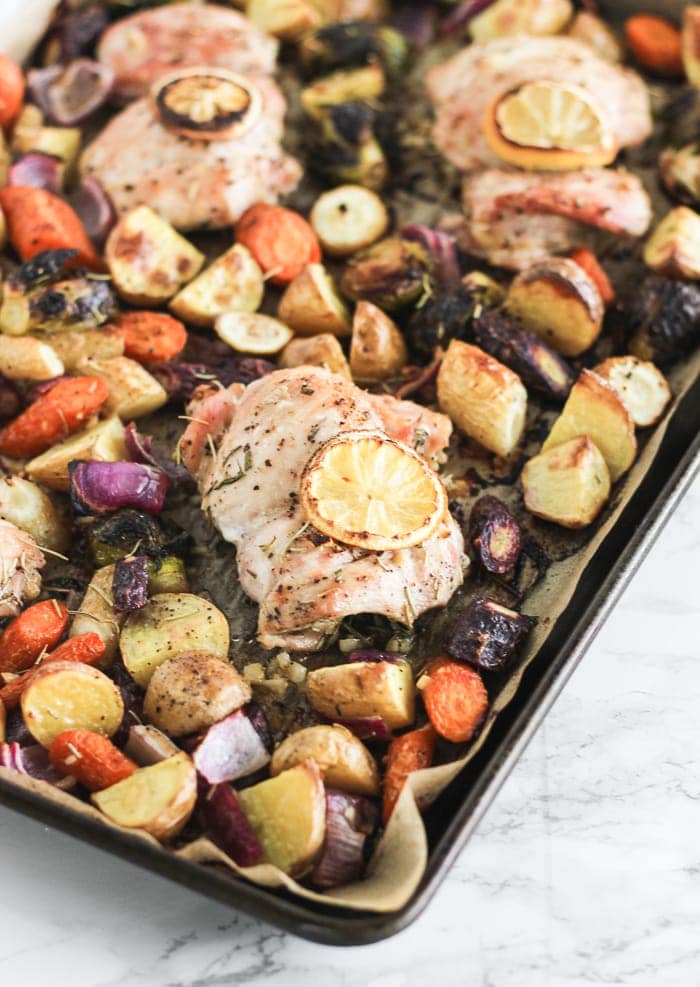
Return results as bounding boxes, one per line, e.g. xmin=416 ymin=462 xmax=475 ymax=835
xmin=0 ymin=473 xmax=697 ymax=986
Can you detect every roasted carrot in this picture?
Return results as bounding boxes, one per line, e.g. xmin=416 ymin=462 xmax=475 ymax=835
xmin=418 ymin=657 xmax=488 ymax=745
xmin=49 ymin=729 xmax=137 ymax=791
xmin=0 ymin=375 xmax=109 ymax=458
xmin=0 ymin=600 xmax=69 ymax=674
xmin=382 ymin=724 xmax=436 ymax=824
xmin=235 ymin=203 xmax=321 ymax=285
xmin=0 ymin=186 xmax=104 ymax=270
xmin=625 ymin=15 xmax=683 ymax=77
xmin=0 ymin=633 xmax=106 ymax=709
xmin=111 ymin=311 xmax=187 ymax=363
xmin=569 ymin=247 xmax=616 ymax=305
xmin=0 ymin=54 xmax=25 ymax=129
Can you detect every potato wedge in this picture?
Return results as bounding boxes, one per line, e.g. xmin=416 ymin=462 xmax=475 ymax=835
xmin=120 ymin=593 xmax=230 ymax=688
xmin=593 ymin=356 xmax=671 ymax=428
xmin=76 ymin=355 xmax=167 ymax=420
xmin=92 ymin=752 xmax=196 ymax=841
xmin=437 ymin=340 xmax=527 ymax=457
xmin=0 ymin=476 xmax=68 ymax=553
xmin=0 ymin=335 xmax=63 ymax=381
xmin=21 ymin=661 xmax=124 ymax=748
xmin=237 ymin=760 xmax=326 ymax=875
xmin=105 ymin=205 xmax=204 ymax=306
xmin=26 ymin=416 xmax=126 ymax=491
xmin=643 ymin=207 xmax=700 ymax=280
xmin=542 ymin=369 xmax=637 ymax=482
xmin=12 ymin=105 xmax=82 ymax=178
xmin=247 ymin=0 xmax=321 ymax=41
xmin=170 ymin=244 xmax=264 ymax=328
xmin=278 ymin=333 xmax=351 ymax=379
xmin=277 ymin=263 xmax=352 ymax=337
xmin=48 ymin=329 xmax=124 ymax=371
xmin=144 ymin=653 xmax=251 ymax=738
xmin=305 ymin=659 xmax=415 ymax=731
xmin=522 ymin=436 xmax=610 ymax=528
xmin=70 ymin=564 xmax=124 ymax=666
xmin=271 ymin=724 xmax=379 ymax=796
xmin=506 ymin=257 xmax=604 ymax=357
xmin=349 ymin=301 xmax=407 ymax=382
xmin=470 ymin=0 xmax=573 ymax=42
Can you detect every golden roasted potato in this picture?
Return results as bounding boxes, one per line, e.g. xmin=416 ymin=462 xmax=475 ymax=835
xmin=246 ymin=0 xmax=321 ymax=41
xmin=349 ymin=300 xmax=407 ymax=382
xmin=593 ymin=356 xmax=671 ymax=428
xmin=278 ymin=333 xmax=351 ymax=379
xmin=310 ymin=184 xmax=388 ymax=257
xmin=215 ymin=312 xmax=293 ymax=356
xmin=683 ymin=5 xmax=700 ymax=86
xmin=506 ymin=257 xmax=604 ymax=357
xmin=271 ymin=724 xmax=379 ymax=796
xmin=0 ymin=335 xmax=63 ymax=381
xmin=437 ymin=340 xmax=527 ymax=457
xmin=306 ymin=659 xmax=415 ymax=731
xmin=542 ymin=369 xmax=636 ymax=482
xmin=470 ymin=0 xmax=573 ymax=41
xmin=105 ymin=205 xmax=204 ymax=305
xmin=70 ymin=564 xmax=124 ymax=666
xmin=22 ymin=662 xmax=124 ymax=748
xmin=26 ymin=416 xmax=126 ymax=491
xmin=0 ymin=476 xmax=68 ymax=553
xmin=567 ymin=10 xmax=622 ymax=61
xmin=120 ymin=593 xmax=230 ymax=688
xmin=237 ymin=760 xmax=326 ymax=875
xmin=144 ymin=653 xmax=251 ymax=738
xmin=92 ymin=752 xmax=197 ymax=841
xmin=277 ymin=263 xmax=352 ymax=337
xmin=76 ymin=355 xmax=167 ymax=420
xmin=48 ymin=329 xmax=124 ymax=370
xmin=522 ymin=436 xmax=611 ymax=528
xmin=643 ymin=207 xmax=700 ymax=280
xmin=170 ymin=244 xmax=264 ymax=328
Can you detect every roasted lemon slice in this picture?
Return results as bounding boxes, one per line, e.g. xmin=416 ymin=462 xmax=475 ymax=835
xmin=483 ymin=81 xmax=617 ymax=171
xmin=152 ymin=67 xmax=262 ymax=141
xmin=300 ymin=430 xmax=448 ymax=551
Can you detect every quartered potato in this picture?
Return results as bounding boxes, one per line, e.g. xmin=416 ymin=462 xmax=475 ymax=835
xmin=278 ymin=333 xmax=351 ymax=378
xmin=349 ymin=300 xmax=407 ymax=382
xmin=76 ymin=355 xmax=167 ymax=420
xmin=0 ymin=335 xmax=63 ymax=381
xmin=26 ymin=415 xmax=126 ymax=491
xmin=594 ymin=356 xmax=671 ymax=428
xmin=643 ymin=207 xmax=700 ymax=280
xmin=0 ymin=476 xmax=68 ymax=553
xmin=170 ymin=244 xmax=264 ymax=328
xmin=105 ymin=205 xmax=204 ymax=305
xmin=236 ymin=760 xmax=326 ymax=875
xmin=271 ymin=724 xmax=379 ymax=796
xmin=277 ymin=263 xmax=352 ymax=337
xmin=70 ymin=564 xmax=124 ymax=666
xmin=310 ymin=184 xmax=388 ymax=257
xmin=48 ymin=329 xmax=124 ymax=371
xmin=305 ymin=659 xmax=415 ymax=731
xmin=522 ymin=435 xmax=611 ymax=528
xmin=92 ymin=752 xmax=197 ymax=841
xmin=120 ymin=593 xmax=230 ymax=688
xmin=542 ymin=369 xmax=637 ymax=482
xmin=22 ymin=661 xmax=124 ymax=748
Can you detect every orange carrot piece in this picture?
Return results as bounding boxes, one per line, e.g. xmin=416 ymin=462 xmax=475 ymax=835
xmin=0 ymin=600 xmax=69 ymax=674
xmin=0 ymin=632 xmax=106 ymax=709
xmin=0 ymin=54 xmax=25 ymax=129
xmin=0 ymin=375 xmax=109 ymax=458
xmin=625 ymin=15 xmax=683 ymax=77
xmin=382 ymin=724 xmax=436 ymax=824
xmin=0 ymin=186 xmax=104 ymax=270
xmin=569 ymin=247 xmax=615 ymax=306
xmin=235 ymin=203 xmax=321 ymax=285
xmin=49 ymin=730 xmax=137 ymax=791
xmin=110 ymin=311 xmax=187 ymax=363
xmin=418 ymin=657 xmax=488 ymax=745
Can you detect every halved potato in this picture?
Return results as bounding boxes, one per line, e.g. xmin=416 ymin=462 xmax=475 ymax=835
xmin=271 ymin=724 xmax=379 ymax=796
xmin=48 ymin=329 xmax=124 ymax=370
xmin=76 ymin=355 xmax=167 ymax=420
xmin=0 ymin=335 xmax=63 ymax=381
xmin=506 ymin=257 xmax=604 ymax=357
xmin=278 ymin=333 xmax=351 ymax=379
xmin=542 ymin=369 xmax=637 ymax=482
xmin=349 ymin=300 xmax=407 ymax=382
xmin=170 ymin=244 xmax=264 ymax=328
xmin=26 ymin=415 xmax=126 ymax=491
xmin=437 ymin=340 xmax=527 ymax=457
xmin=105 ymin=205 xmax=204 ymax=305
xmin=144 ymin=653 xmax=251 ymax=738
xmin=305 ymin=659 xmax=415 ymax=731
xmin=593 ymin=356 xmax=671 ymax=428
xmin=70 ymin=564 xmax=124 ymax=666
xmin=21 ymin=661 xmax=124 ymax=748
xmin=120 ymin=593 xmax=230 ymax=688
xmin=522 ymin=435 xmax=610 ymax=528
xmin=236 ymin=760 xmax=326 ymax=875
xmin=310 ymin=184 xmax=388 ymax=257
xmin=469 ymin=0 xmax=573 ymax=42
xmin=0 ymin=476 xmax=68 ymax=553
xmin=277 ymin=263 xmax=352 ymax=337
xmin=215 ymin=312 xmax=292 ymax=356
xmin=92 ymin=752 xmax=196 ymax=841
xmin=643 ymin=207 xmax=700 ymax=280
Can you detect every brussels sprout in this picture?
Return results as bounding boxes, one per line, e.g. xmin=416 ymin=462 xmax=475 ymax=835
xmin=312 ymin=102 xmax=388 ymax=190
xmin=300 ymin=21 xmax=408 ymax=77
xmin=627 ymin=275 xmax=700 ymax=367
xmin=148 ymin=556 xmax=189 ymax=595
xmin=88 ymin=510 xmax=166 ymax=567
xmin=405 ymin=285 xmax=477 ymax=360
xmin=340 ymin=237 xmax=431 ymax=311
xmin=301 ymin=64 xmax=385 ymax=119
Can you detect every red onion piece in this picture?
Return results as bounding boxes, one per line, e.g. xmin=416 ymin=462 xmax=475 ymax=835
xmin=401 ymin=225 xmax=460 ymax=286
xmin=193 ymin=709 xmax=271 ymax=785
xmin=0 ymin=742 xmax=21 ymax=771
xmin=1 ymin=741 xmax=75 ymax=789
xmin=319 ymin=714 xmax=391 ymax=742
xmin=69 ymin=178 xmax=117 ymax=248
xmin=346 ymin=650 xmax=403 ymax=664
xmin=0 ymin=374 xmax=21 ymax=422
xmin=27 ymin=375 xmax=73 ymax=403
xmin=69 ymin=461 xmax=169 ymax=516
xmin=393 ymin=354 xmax=442 ymax=400
xmin=8 ymin=153 xmax=64 ymax=193
xmin=124 ymin=725 xmax=180 ymax=766
xmin=310 ymin=790 xmax=378 ymax=890
xmin=124 ymin=421 xmax=191 ymax=484
xmin=198 ymin=783 xmax=263 ymax=867
xmin=112 ymin=555 xmax=149 ymax=613
xmin=27 ymin=59 xmax=114 ymax=126
xmin=49 ymin=4 xmax=111 ymax=62
xmin=150 ymin=354 xmax=275 ymax=402
xmin=391 ymin=1 xmax=437 ymax=45
xmin=108 ymin=658 xmax=145 ymax=747
xmin=440 ymin=0 xmax=496 ymax=33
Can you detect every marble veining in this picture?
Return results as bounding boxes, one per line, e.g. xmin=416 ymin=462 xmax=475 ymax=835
xmin=0 ymin=475 xmax=697 ymax=986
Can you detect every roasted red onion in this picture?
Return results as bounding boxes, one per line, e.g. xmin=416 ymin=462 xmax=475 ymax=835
xmin=393 ymin=354 xmax=442 ymax=400
xmin=193 ymin=708 xmax=271 ymax=785
xmin=1 ymin=741 xmax=75 ymax=789
xmin=310 ymin=790 xmax=378 ymax=890
xmin=69 ymin=178 xmax=117 ymax=247
xmin=112 ymin=555 xmax=149 ymax=613
xmin=27 ymin=375 xmax=72 ymax=403
xmin=47 ymin=4 xmax=110 ymax=63
xmin=0 ymin=374 xmax=21 ymax=422
xmin=440 ymin=0 xmax=496 ymax=33
xmin=400 ymin=224 xmax=460 ymax=285
xmin=319 ymin=714 xmax=391 ymax=742
xmin=108 ymin=657 xmax=145 ymax=746
xmin=150 ymin=354 xmax=275 ymax=402
xmin=124 ymin=724 xmax=180 ymax=766
xmin=27 ymin=59 xmax=114 ymax=126
xmin=198 ymin=783 xmax=263 ymax=867
xmin=8 ymin=153 xmax=64 ymax=193
xmin=124 ymin=421 xmax=191 ymax=483
xmin=346 ymin=650 xmax=403 ymax=664
xmin=391 ymin=1 xmax=437 ymax=45
xmin=69 ymin=461 xmax=169 ymax=516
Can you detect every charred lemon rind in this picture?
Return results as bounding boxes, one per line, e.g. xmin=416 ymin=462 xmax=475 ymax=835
xmin=152 ymin=68 xmax=262 ymax=141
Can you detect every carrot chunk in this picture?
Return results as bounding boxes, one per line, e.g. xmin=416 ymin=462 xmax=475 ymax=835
xmin=49 ymin=729 xmax=137 ymax=791
xmin=111 ymin=311 xmax=187 ymax=363
xmin=569 ymin=247 xmax=616 ymax=306
xmin=625 ymin=15 xmax=683 ymax=77
xmin=0 ymin=375 xmax=109 ymax=458
xmin=235 ymin=203 xmax=321 ymax=285
xmin=0 ymin=54 xmax=25 ymax=128
xmin=0 ymin=633 xmax=106 ymax=708
xmin=0 ymin=600 xmax=69 ymax=674
xmin=418 ymin=657 xmax=488 ymax=744
xmin=382 ymin=724 xmax=436 ymax=824
xmin=0 ymin=186 xmax=104 ymax=270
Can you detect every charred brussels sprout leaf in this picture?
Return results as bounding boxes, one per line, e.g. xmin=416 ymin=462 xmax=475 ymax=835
xmin=9 ymin=249 xmax=79 ymax=290
xmin=88 ymin=510 xmax=167 ymax=567
xmin=311 ymin=102 xmax=388 ymax=190
xmin=627 ymin=275 xmax=700 ymax=366
xmin=444 ymin=595 xmax=536 ymax=672
xmin=300 ymin=21 xmax=408 ymax=77
xmin=405 ymin=285 xmax=477 ymax=360
xmin=340 ymin=237 xmax=431 ymax=311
